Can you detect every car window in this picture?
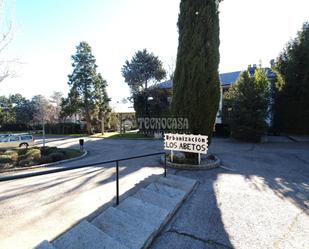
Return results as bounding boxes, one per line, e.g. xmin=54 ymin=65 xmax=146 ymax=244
xmin=9 ymin=136 xmax=20 ymax=142
xmin=21 ymin=135 xmax=33 ymax=140
xmin=0 ymin=137 xmax=9 ymax=142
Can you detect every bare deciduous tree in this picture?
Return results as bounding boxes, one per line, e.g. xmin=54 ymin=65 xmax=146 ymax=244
xmin=166 ymin=56 xmax=176 ymax=80
xmin=50 ymin=91 xmax=63 ymax=122
xmin=0 ymin=0 xmax=16 ymax=83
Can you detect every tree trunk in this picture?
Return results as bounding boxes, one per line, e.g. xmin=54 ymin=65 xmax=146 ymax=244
xmin=119 ymin=113 xmax=123 ymax=134
xmin=85 ymin=113 xmax=93 ymax=135
xmin=101 ymin=116 xmax=105 ymax=135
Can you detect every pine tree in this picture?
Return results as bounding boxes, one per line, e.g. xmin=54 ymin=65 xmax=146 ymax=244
xmin=61 ymin=42 xmax=109 ymax=134
xmin=226 ymin=68 xmax=270 ymax=142
xmin=274 ymin=22 xmax=309 ymax=134
xmin=121 ymin=49 xmax=166 ymax=94
xmin=94 ymin=73 xmax=111 ymax=134
xmin=121 ymin=49 xmax=166 ymax=116
xmin=172 ymin=0 xmax=221 ymax=146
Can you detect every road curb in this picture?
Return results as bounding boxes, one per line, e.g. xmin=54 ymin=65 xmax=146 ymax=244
xmin=0 ymin=150 xmax=88 ymax=174
xmin=287 ymin=136 xmax=298 ymax=142
xmin=160 ymin=154 xmax=221 ymax=170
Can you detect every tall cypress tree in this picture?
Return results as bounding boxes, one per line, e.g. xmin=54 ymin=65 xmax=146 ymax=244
xmin=172 ymin=0 xmax=221 ymax=145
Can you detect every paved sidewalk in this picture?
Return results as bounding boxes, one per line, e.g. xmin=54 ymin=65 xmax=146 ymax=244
xmin=1 ymin=138 xmax=308 ymax=249
xmin=0 ymin=138 xmax=164 ymax=249
xmin=151 ymin=139 xmax=309 ymax=249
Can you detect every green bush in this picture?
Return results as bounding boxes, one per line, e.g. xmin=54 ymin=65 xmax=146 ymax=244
xmin=18 ymin=159 xmax=35 ymax=167
xmin=0 ymin=146 xmax=80 ymax=167
xmin=17 ymin=148 xmax=28 ymax=156
xmin=49 ymin=152 xmax=65 ymax=162
xmin=0 ymin=155 xmax=12 ymax=163
xmin=4 ymin=150 xmax=16 ymax=155
xmin=133 ymin=88 xmax=171 ymax=118
xmin=167 ymin=154 xmax=197 ymax=165
xmin=3 ymin=150 xmax=18 ymax=161
xmin=0 ymin=123 xmax=30 ymax=132
xmin=23 ymin=148 xmax=41 ymax=161
xmin=39 ymin=155 xmax=53 ymax=164
xmin=43 ymin=123 xmax=83 ymax=134
xmin=40 ymin=146 xmax=57 ymax=156
xmin=60 ymin=148 xmax=82 ymax=158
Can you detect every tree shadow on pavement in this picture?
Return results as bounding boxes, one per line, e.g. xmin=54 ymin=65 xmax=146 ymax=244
xmin=0 ymin=138 xmax=167 ymax=249
xmin=220 ymin=147 xmax=309 ymax=211
xmin=151 ymin=168 xmax=234 ymax=249
xmin=4 ymin=138 xmax=307 ymax=249
xmin=151 ymin=140 xmax=309 ymax=249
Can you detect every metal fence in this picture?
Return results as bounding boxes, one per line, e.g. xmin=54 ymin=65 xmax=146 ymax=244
xmin=0 ymin=152 xmax=167 ymax=205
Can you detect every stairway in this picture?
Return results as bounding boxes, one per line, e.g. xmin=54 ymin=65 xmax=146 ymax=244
xmin=36 ymin=174 xmax=197 ymax=249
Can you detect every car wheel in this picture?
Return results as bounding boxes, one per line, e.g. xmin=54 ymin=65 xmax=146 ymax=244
xmin=20 ymin=143 xmax=29 ymax=148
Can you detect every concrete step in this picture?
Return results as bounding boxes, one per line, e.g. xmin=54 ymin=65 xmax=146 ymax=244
xmin=39 ymin=175 xmax=197 ymax=249
xmin=146 ymin=182 xmax=186 ymax=201
xmin=53 ymin=220 xmax=128 ymax=249
xmin=167 ymin=174 xmax=197 ymax=184
xmin=156 ymin=174 xmax=197 ymax=192
xmin=133 ymin=188 xmax=180 ymax=211
xmin=117 ymin=196 xmax=169 ymax=228
xmin=35 ymin=240 xmax=56 ymax=249
xmin=92 ymin=207 xmax=156 ymax=249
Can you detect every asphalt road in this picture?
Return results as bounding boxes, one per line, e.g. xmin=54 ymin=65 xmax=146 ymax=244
xmin=0 ymin=137 xmax=165 ymax=249
xmin=151 ymin=139 xmax=309 ymax=249
xmin=1 ymin=137 xmax=308 ymax=249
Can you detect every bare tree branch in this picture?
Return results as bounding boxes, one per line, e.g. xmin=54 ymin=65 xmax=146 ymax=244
xmin=0 ymin=21 xmax=13 ymax=53
xmin=167 ymin=56 xmax=176 ymax=80
xmin=0 ymin=0 xmax=16 ymax=83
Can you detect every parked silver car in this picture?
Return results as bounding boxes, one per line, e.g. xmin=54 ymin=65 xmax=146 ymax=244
xmin=0 ymin=134 xmax=35 ymax=148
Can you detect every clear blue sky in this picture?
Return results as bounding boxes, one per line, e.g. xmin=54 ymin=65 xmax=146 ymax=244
xmin=1 ymin=0 xmax=309 ymax=105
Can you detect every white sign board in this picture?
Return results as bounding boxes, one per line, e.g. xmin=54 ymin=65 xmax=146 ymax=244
xmin=164 ymin=133 xmax=208 ymax=154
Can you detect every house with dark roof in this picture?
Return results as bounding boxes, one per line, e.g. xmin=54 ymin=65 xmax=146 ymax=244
xmin=155 ymin=65 xmax=275 ymax=124
xmin=220 ymin=71 xmax=242 ymax=87
xmin=158 ymin=65 xmax=275 ymax=90
xmin=157 ymin=71 xmax=243 ymax=90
